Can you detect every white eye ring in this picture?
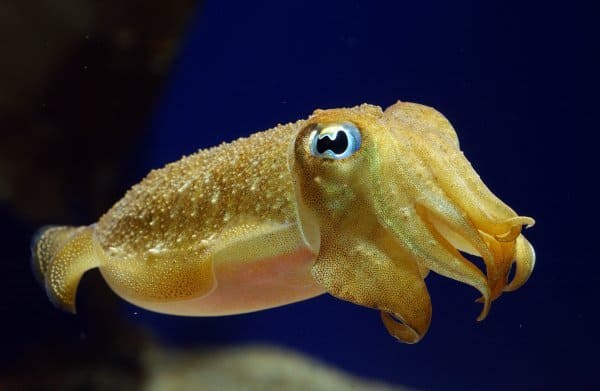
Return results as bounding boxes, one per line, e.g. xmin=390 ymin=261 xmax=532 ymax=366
xmin=308 ymin=122 xmax=362 ymax=160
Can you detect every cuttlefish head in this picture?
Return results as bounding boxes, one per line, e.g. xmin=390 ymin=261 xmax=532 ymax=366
xmin=289 ymin=101 xmax=535 ymax=343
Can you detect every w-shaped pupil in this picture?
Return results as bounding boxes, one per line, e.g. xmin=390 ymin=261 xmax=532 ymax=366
xmin=316 ymin=131 xmax=348 ymax=154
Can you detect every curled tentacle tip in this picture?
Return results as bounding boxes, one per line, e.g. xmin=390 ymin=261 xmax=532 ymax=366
xmin=506 ymin=215 xmax=535 ymax=226
xmin=524 ymin=217 xmax=536 ymax=229
xmin=494 ymin=216 xmax=535 ymax=242
xmin=474 ymin=292 xmax=491 ymax=321
xmin=380 ymin=312 xmax=427 ymax=344
xmin=476 ymin=308 xmax=489 ymax=322
xmin=510 ymin=215 xmax=535 ymax=229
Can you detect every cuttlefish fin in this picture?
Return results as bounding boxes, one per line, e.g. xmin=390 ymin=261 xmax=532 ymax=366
xmin=311 ymin=233 xmax=431 ymax=344
xmin=31 ymin=225 xmax=103 ymax=313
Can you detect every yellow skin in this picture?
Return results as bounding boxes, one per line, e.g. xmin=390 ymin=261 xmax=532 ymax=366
xmin=32 ymin=101 xmax=535 ymax=343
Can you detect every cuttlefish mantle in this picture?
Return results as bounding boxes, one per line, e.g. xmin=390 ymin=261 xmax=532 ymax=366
xmin=32 ymin=101 xmax=535 ymax=343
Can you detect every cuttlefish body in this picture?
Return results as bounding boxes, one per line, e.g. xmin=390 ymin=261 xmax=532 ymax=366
xmin=32 ymin=101 xmax=535 ymax=343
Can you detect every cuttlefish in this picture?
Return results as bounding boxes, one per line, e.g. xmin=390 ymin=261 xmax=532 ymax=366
xmin=32 ymin=101 xmax=535 ymax=343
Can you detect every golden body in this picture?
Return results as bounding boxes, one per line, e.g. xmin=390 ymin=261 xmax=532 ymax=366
xmin=33 ymin=102 xmax=535 ymax=343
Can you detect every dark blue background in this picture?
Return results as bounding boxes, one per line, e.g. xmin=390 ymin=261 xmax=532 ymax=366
xmin=2 ymin=1 xmax=594 ymax=390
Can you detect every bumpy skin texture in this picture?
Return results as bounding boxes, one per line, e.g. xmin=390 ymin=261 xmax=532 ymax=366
xmin=32 ymin=101 xmax=535 ymax=343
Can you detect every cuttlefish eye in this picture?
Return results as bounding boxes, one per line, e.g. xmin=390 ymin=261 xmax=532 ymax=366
xmin=309 ymin=122 xmax=362 ymax=160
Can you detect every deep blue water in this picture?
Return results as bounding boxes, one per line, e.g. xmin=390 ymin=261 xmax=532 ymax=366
xmin=1 ymin=1 xmax=594 ymax=390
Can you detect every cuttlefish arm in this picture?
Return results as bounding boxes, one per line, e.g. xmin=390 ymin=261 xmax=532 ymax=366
xmin=313 ymin=231 xmax=432 ymax=343
xmin=32 ymin=101 xmax=535 ymax=344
